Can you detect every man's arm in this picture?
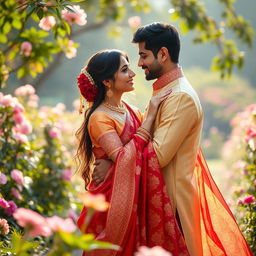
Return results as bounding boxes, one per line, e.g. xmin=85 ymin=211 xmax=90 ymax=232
xmin=152 ymin=92 xmax=199 ymax=168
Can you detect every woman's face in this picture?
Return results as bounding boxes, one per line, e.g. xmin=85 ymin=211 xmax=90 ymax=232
xmin=112 ymin=55 xmax=136 ymax=93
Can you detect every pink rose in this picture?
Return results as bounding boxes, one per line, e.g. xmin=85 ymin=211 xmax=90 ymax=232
xmin=13 ymin=208 xmax=52 ymax=237
xmin=128 ymin=16 xmax=141 ymax=29
xmin=18 ymin=121 xmax=32 ymax=135
xmin=13 ymin=133 xmax=28 ymax=143
xmin=0 ymin=198 xmax=10 ymax=208
xmin=11 ymin=169 xmax=24 ymax=185
xmin=62 ymin=5 xmax=87 ymax=26
xmin=14 ymin=84 xmax=35 ymax=96
xmin=13 ymin=103 xmax=25 ymax=113
xmin=47 ymin=216 xmax=76 ymax=233
xmin=5 ymin=201 xmax=18 ymax=215
xmin=48 ymin=127 xmax=61 ymax=138
xmin=11 ymin=188 xmax=23 ymax=200
xmin=0 ymin=94 xmax=15 ymax=107
xmin=39 ymin=16 xmax=56 ymax=31
xmin=13 ymin=112 xmax=25 ymax=124
xmin=62 ymin=169 xmax=72 ymax=181
xmin=243 ymin=195 xmax=255 ymax=204
xmin=0 ymin=219 xmax=9 ymax=235
xmin=135 ymin=246 xmax=172 ymax=256
xmin=0 ymin=172 xmax=7 ymax=184
xmin=20 ymin=41 xmax=32 ymax=56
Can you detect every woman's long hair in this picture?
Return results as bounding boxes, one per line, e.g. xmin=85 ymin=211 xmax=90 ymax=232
xmin=75 ymin=49 xmax=128 ymax=189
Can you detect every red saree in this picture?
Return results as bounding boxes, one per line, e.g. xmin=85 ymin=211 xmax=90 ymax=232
xmin=77 ymin=104 xmax=189 ymax=256
xmin=194 ymin=150 xmax=253 ymax=256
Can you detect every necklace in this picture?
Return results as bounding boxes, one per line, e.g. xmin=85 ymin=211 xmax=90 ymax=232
xmin=102 ymin=101 xmax=126 ymax=114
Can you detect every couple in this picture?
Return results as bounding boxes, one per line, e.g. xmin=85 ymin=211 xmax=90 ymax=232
xmin=76 ymin=22 xmax=253 ymax=256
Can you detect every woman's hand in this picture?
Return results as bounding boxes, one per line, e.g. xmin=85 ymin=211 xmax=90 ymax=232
xmin=147 ymin=88 xmax=172 ymax=120
xmin=140 ymin=88 xmax=172 ymax=134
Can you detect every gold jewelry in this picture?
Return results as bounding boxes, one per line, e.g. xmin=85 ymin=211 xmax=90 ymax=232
xmin=102 ymin=102 xmax=126 ymax=114
xmin=81 ymin=68 xmax=95 ymax=85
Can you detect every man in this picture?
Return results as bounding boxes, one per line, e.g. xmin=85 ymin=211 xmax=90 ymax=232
xmin=93 ymin=22 xmax=253 ymax=256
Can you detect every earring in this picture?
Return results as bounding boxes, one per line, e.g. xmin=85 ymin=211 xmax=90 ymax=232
xmin=106 ymin=88 xmax=113 ymax=98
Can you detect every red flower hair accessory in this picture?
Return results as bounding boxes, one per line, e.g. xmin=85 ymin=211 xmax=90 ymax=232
xmin=77 ymin=69 xmax=98 ymax=113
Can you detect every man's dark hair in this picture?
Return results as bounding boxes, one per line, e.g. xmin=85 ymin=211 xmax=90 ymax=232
xmin=132 ymin=22 xmax=180 ymax=63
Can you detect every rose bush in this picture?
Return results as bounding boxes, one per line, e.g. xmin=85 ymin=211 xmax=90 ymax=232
xmin=222 ymin=104 xmax=256 ymax=253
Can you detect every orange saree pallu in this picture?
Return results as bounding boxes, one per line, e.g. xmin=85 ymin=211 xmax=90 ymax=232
xmin=195 ymin=149 xmax=253 ymax=256
xmin=77 ymin=104 xmax=189 ymax=256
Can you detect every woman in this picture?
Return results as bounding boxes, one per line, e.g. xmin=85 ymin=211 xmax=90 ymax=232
xmin=76 ymin=49 xmax=190 ymax=256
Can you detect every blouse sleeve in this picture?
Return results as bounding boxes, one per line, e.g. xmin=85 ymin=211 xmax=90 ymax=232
xmin=88 ymin=112 xmax=123 ymax=158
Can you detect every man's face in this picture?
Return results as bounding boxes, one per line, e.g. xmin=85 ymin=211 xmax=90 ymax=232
xmin=137 ymin=42 xmax=162 ymax=81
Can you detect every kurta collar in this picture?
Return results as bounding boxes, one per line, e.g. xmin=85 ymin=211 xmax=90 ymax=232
xmin=153 ymin=66 xmax=183 ymax=91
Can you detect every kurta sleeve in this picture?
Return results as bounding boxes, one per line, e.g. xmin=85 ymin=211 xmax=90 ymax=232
xmin=152 ymin=93 xmax=198 ymax=168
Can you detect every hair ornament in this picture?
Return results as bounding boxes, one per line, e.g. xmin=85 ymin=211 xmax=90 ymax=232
xmin=77 ymin=68 xmax=99 ymax=114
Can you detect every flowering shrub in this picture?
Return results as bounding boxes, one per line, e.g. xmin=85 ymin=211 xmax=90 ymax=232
xmin=0 ymin=85 xmax=120 ymax=254
xmin=222 ymin=104 xmax=256 ymax=253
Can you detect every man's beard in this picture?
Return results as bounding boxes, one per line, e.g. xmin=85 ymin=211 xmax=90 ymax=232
xmin=145 ymin=69 xmax=160 ymax=80
xmin=142 ymin=62 xmax=162 ymax=81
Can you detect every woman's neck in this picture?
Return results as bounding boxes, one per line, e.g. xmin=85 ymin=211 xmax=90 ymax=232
xmin=105 ymin=94 xmax=123 ymax=107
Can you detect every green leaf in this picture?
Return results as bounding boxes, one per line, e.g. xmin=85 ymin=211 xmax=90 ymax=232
xmin=12 ymin=19 xmax=22 ymax=30
xmin=3 ymin=22 xmax=11 ymax=34
xmin=69 ymin=0 xmax=86 ymax=2
xmin=17 ymin=67 xmax=25 ymax=78
xmin=0 ymin=34 xmax=7 ymax=43
xmin=180 ymin=20 xmax=189 ymax=34
xmin=37 ymin=8 xmax=44 ymax=20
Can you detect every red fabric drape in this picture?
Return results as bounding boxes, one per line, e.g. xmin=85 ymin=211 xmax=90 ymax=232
xmin=77 ymin=104 xmax=189 ymax=256
xmin=195 ymin=149 xmax=253 ymax=256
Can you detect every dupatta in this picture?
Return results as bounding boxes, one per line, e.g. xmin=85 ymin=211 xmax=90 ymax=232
xmin=77 ymin=103 xmax=189 ymax=256
xmin=195 ymin=149 xmax=253 ymax=256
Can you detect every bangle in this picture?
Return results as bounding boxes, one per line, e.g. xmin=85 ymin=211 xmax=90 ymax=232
xmin=137 ymin=127 xmax=152 ymax=140
xmin=136 ymin=132 xmax=149 ymax=142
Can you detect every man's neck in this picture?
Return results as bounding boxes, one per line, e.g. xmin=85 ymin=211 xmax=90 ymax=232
xmin=159 ymin=62 xmax=178 ymax=78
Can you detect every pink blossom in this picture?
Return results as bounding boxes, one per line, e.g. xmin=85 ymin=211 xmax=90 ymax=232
xmin=48 ymin=127 xmax=61 ymax=138
xmin=0 ymin=219 xmax=9 ymax=235
xmin=65 ymin=40 xmax=77 ymax=59
xmin=67 ymin=209 xmax=78 ymax=222
xmin=0 ymin=198 xmax=10 ymax=208
xmin=62 ymin=169 xmax=72 ymax=181
xmin=128 ymin=16 xmax=141 ymax=28
xmin=39 ymin=16 xmax=56 ymax=31
xmin=28 ymin=94 xmax=39 ymax=108
xmin=0 ymin=172 xmax=7 ymax=184
xmin=11 ymin=169 xmax=24 ymax=185
xmin=0 ymin=94 xmax=15 ymax=107
xmin=13 ymin=112 xmax=25 ymax=124
xmin=14 ymin=84 xmax=35 ymax=96
xmin=20 ymin=41 xmax=32 ymax=56
xmin=13 ymin=208 xmax=52 ymax=237
xmin=13 ymin=102 xmax=25 ymax=113
xmin=47 ymin=216 xmax=76 ymax=233
xmin=62 ymin=5 xmax=87 ymax=26
xmin=243 ymin=195 xmax=255 ymax=204
xmin=245 ymin=127 xmax=256 ymax=142
xmin=5 ymin=201 xmax=18 ymax=215
xmin=13 ymin=133 xmax=28 ymax=143
xmin=78 ymin=192 xmax=109 ymax=212
xmin=135 ymin=246 xmax=172 ymax=256
xmin=11 ymin=188 xmax=23 ymax=200
xmin=18 ymin=121 xmax=32 ymax=135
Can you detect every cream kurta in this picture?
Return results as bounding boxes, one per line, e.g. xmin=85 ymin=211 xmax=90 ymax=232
xmin=152 ymin=76 xmax=204 ymax=256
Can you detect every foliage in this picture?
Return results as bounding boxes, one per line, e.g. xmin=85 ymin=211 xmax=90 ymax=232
xmin=0 ymin=0 xmax=150 ymax=88
xmin=222 ymin=104 xmax=256 ymax=253
xmin=169 ymin=0 xmax=255 ymax=78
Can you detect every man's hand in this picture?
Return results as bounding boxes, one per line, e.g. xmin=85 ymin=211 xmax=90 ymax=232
xmin=92 ymin=159 xmax=112 ymax=185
